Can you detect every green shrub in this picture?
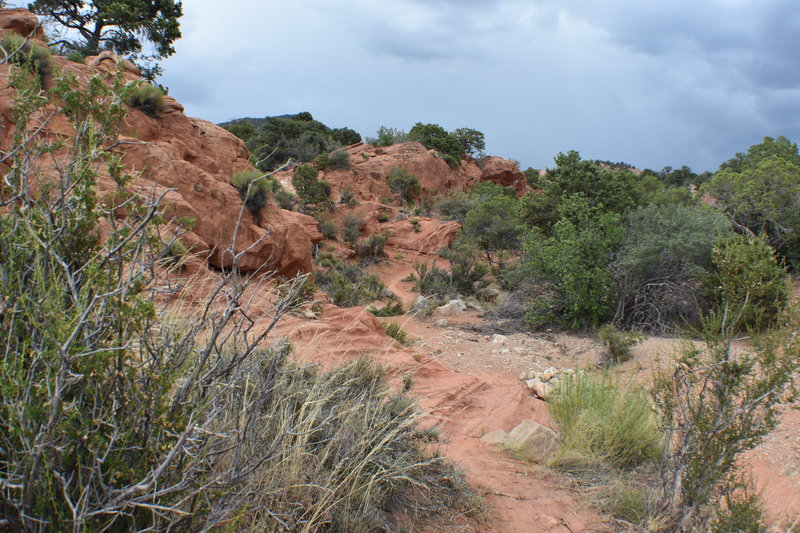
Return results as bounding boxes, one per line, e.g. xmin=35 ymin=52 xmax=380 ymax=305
xmin=597 ymin=325 xmax=642 ymax=364
xmin=230 ymin=169 xmax=276 ymax=214
xmin=329 ymin=149 xmax=350 ymax=170
xmin=549 ymin=373 xmax=661 ymax=472
xmin=613 ymin=204 xmax=732 ymax=332
xmin=369 ymin=299 xmax=405 ymax=317
xmin=435 ymin=191 xmax=476 ymax=224
xmin=292 ymin=163 xmax=331 ymax=207
xmin=706 ymin=234 xmax=790 ymax=331
xmin=410 ymin=216 xmax=421 ymax=232
xmin=0 ymin=32 xmax=52 ymax=84
xmin=367 ymin=126 xmax=408 ymax=147
xmin=342 ymin=214 xmax=363 ymax=244
xmin=274 ymin=188 xmax=299 ymax=210
xmin=314 ymin=151 xmax=331 ymax=170
xmin=66 ymin=50 xmax=85 ymax=63
xmin=461 ymin=195 xmax=521 ymax=264
xmin=356 ymin=230 xmax=390 ymax=261
xmin=387 ymin=166 xmax=421 ymax=205
xmin=523 ymin=196 xmax=624 ymax=329
xmin=377 ymin=212 xmax=391 ymax=223
xmin=338 ymin=185 xmax=357 ymax=206
xmin=315 ymin=263 xmax=388 ymax=307
xmin=319 ymin=219 xmax=338 ymax=240
xmin=381 ymin=321 xmax=412 ymax=346
xmin=125 ymin=82 xmax=165 ymax=118
xmin=160 ymin=236 xmax=189 ymax=267
xmin=412 ymin=261 xmax=457 ymax=300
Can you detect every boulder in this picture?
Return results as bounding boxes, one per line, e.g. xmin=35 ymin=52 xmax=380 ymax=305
xmin=480 ymin=419 xmax=561 ymax=463
xmin=411 ymin=295 xmax=432 ymax=313
xmin=436 ymin=299 xmax=467 ymax=316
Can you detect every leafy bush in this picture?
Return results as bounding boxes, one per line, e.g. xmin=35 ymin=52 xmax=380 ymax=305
xmin=230 ymin=169 xmax=276 ymax=214
xmin=381 ymin=321 xmax=412 ymax=346
xmin=598 ymin=325 xmax=642 ymax=364
xmin=523 ymin=196 xmax=624 ymax=329
xmin=612 ymin=204 xmax=732 ymax=332
xmin=356 ymin=230 xmax=390 ymax=261
xmin=274 ymin=188 xmax=299 ymax=210
xmin=0 ymin=32 xmax=53 ymax=85
xmin=649 ymin=320 xmax=799 ymax=530
xmin=461 ymin=195 xmax=521 ymax=264
xmin=387 ymin=166 xmax=421 ymax=205
xmin=549 ymin=373 xmax=661 ymax=471
xmin=706 ymin=234 xmax=790 ymax=331
xmin=369 ymin=299 xmax=405 ymax=317
xmin=367 ymin=125 xmax=408 ymax=147
xmin=377 ymin=212 xmax=391 ymax=223
xmin=125 ymin=82 xmax=165 ymax=118
xmin=410 ymin=216 xmax=421 ymax=232
xmin=329 ymin=149 xmax=350 ymax=170
xmin=411 ymin=261 xmax=457 ymax=300
xmin=292 ymin=163 xmax=331 ymax=207
xmin=66 ymin=50 xmax=85 ymax=63
xmin=315 ymin=263 xmax=388 ymax=307
xmin=435 ymin=191 xmax=475 ymax=224
xmin=342 ymin=214 xmax=363 ymax=244
xmin=318 ymin=219 xmax=338 ymax=240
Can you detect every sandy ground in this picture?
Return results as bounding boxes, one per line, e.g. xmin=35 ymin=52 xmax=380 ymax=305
xmin=277 ymin=247 xmax=800 ymax=532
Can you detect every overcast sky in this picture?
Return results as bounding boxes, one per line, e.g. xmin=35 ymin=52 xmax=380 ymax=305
xmin=41 ymin=1 xmax=800 ymax=172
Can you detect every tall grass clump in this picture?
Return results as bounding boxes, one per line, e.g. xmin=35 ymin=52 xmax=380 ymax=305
xmin=381 ymin=321 xmax=412 ymax=346
xmin=549 ymin=373 xmax=661 ymax=472
xmin=231 ymin=169 xmax=277 ymax=214
xmin=315 ymin=263 xmax=388 ymax=307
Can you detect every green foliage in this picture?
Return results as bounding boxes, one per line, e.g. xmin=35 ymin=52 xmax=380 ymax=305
xmin=274 ymin=188 xmax=299 ymax=210
xmin=452 ymin=127 xmax=485 ymax=157
xmin=369 ymin=299 xmax=405 ymax=317
xmin=407 ymin=122 xmax=485 ymax=168
xmin=230 ymin=169 xmax=276 ymax=214
xmin=342 ymin=214 xmax=363 ymax=244
xmin=520 ymin=150 xmax=643 ymax=234
xmin=368 ymin=126 xmax=408 ymax=147
xmin=377 ymin=212 xmax=391 ymax=223
xmin=549 ymin=373 xmax=661 ymax=471
xmin=704 ymin=136 xmax=800 ymax=264
xmin=461 ymin=194 xmax=521 ymax=264
xmin=0 ymin=32 xmax=52 ymax=84
xmin=318 ymin=219 xmax=338 ymax=240
xmin=435 ymin=191 xmax=475 ymax=224
xmin=410 ymin=216 xmax=421 ymax=232
xmin=650 ymin=321 xmax=798 ymax=530
xmin=612 ymin=204 xmax=733 ymax=332
xmin=29 ymin=0 xmax=182 ymax=79
xmin=597 ymin=325 xmax=642 ymax=364
xmin=329 ymin=148 xmax=350 ymax=170
xmin=338 ymin=185 xmax=358 ymax=206
xmin=381 ymin=321 xmax=412 ymax=346
xmin=411 ymin=244 xmax=488 ymax=301
xmin=706 ymin=234 xmax=790 ymax=332
xmin=125 ymin=82 xmax=165 ymax=117
xmin=524 ymin=196 xmax=624 ymax=329
xmin=386 ymin=166 xmax=421 ymax=205
xmin=314 ymin=263 xmax=388 ymax=307
xmin=221 ymin=112 xmax=360 ymax=172
xmin=355 ymin=230 xmax=390 ymax=261
xmin=292 ymin=163 xmax=331 ymax=207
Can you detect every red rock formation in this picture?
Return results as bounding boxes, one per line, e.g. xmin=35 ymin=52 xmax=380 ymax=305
xmin=0 ymin=9 xmax=319 ymax=277
xmin=479 ymin=156 xmax=528 ymax=196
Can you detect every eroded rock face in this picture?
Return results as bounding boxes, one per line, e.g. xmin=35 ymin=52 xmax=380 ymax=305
xmin=479 ymin=156 xmax=528 ymax=196
xmin=0 ymin=10 xmax=318 ymax=278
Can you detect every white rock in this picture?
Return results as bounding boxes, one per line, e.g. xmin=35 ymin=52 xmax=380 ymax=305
xmin=506 ymin=419 xmax=561 ymax=462
xmin=436 ymin=299 xmax=467 ymax=316
xmin=491 ymin=334 xmax=507 ymax=344
xmin=434 ymin=318 xmax=448 ymax=327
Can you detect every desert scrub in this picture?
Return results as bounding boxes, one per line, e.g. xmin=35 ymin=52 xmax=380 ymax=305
xmin=329 ymin=148 xmax=350 ymax=170
xmin=125 ymin=82 xmax=165 ymax=118
xmin=598 ymin=324 xmax=643 ymax=364
xmin=355 ymin=230 xmax=390 ymax=261
xmin=315 ymin=263 xmax=388 ymax=307
xmin=382 ymin=321 xmax=412 ymax=346
xmin=377 ymin=212 xmax=391 ymax=223
xmin=387 ymin=166 xmax=421 ymax=205
xmin=342 ymin=214 xmax=363 ymax=244
xmin=338 ymin=185 xmax=357 ymax=206
xmin=549 ymin=373 xmax=661 ymax=472
xmin=230 ymin=169 xmax=276 ymax=214
xmin=410 ymin=216 xmax=421 ymax=232
xmin=318 ymin=219 xmax=338 ymax=240
xmin=369 ymin=299 xmax=405 ymax=317
xmin=0 ymin=32 xmax=52 ymax=85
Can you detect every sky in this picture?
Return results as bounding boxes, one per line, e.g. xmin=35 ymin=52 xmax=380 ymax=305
xmin=29 ymin=1 xmax=800 ymax=172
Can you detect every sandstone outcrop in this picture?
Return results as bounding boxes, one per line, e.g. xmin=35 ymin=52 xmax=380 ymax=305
xmin=0 ymin=10 xmax=319 ymax=277
xmin=479 ymin=156 xmax=528 ymax=196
